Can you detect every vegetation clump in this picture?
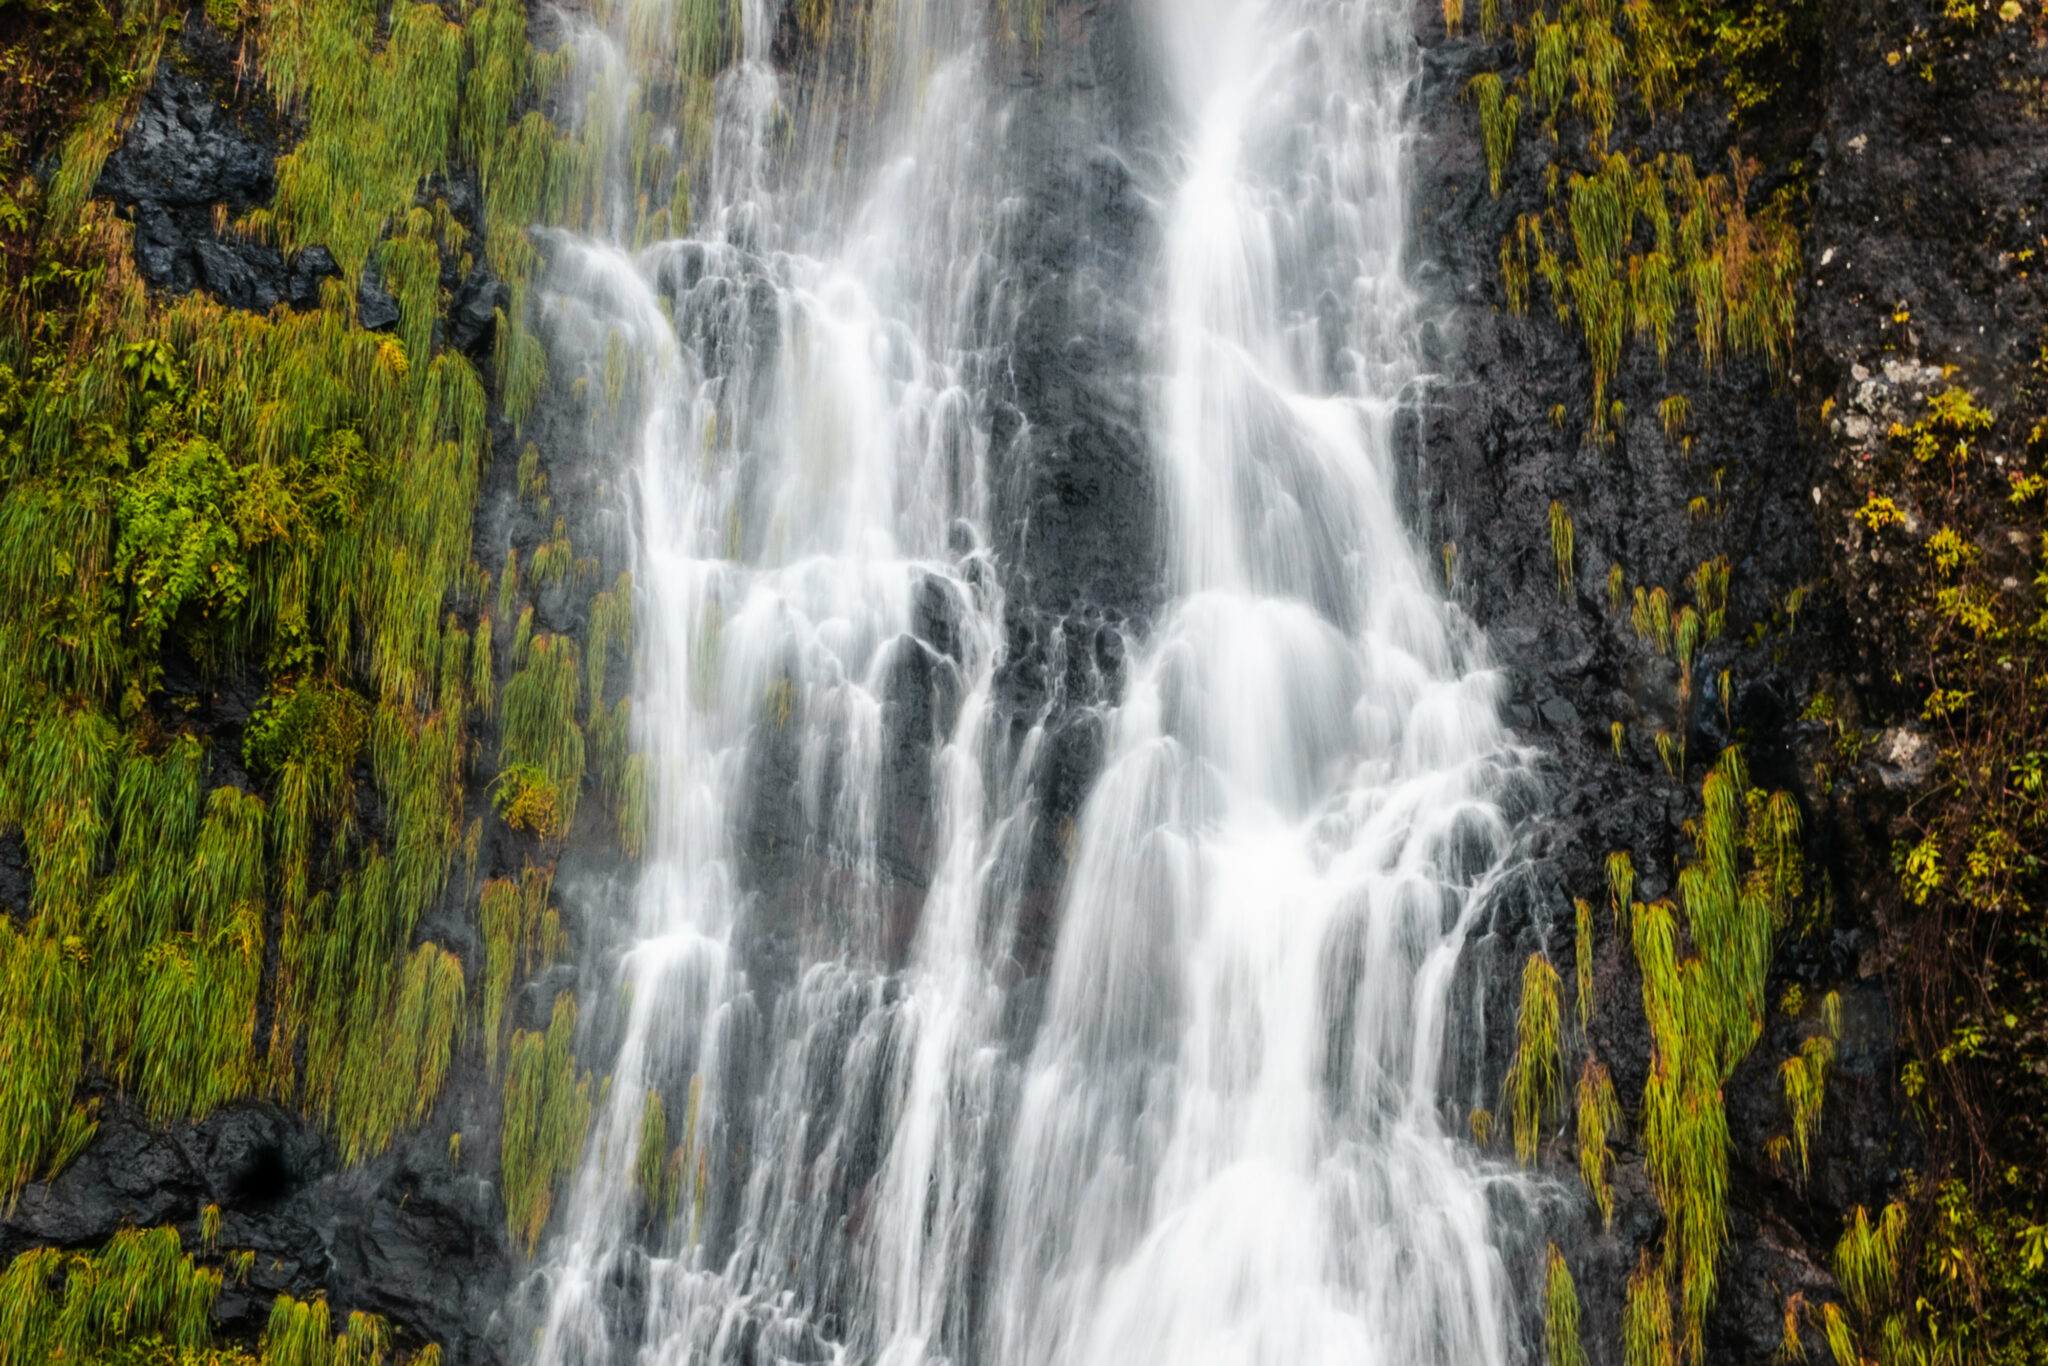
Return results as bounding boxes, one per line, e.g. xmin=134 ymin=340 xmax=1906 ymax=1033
xmin=1507 ymin=951 xmax=1567 ymax=1164
xmin=502 ymin=992 xmax=594 ymax=1255
xmin=0 ymin=1223 xmax=440 ymax=1365
xmin=1471 ymin=0 xmax=1804 ymax=443
xmin=0 ymin=0 xmax=627 ymax=1292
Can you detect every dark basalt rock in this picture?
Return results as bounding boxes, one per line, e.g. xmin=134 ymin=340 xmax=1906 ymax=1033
xmin=97 ymin=63 xmax=337 ymax=312
xmin=0 ymin=1089 xmax=509 ymax=1363
xmin=358 ymin=255 xmax=403 ymax=332
xmin=95 ymin=68 xmax=273 ymax=213
xmin=448 ymin=265 xmax=510 ymax=354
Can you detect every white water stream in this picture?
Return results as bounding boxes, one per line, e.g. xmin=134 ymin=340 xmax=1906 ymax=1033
xmin=515 ymin=1 xmax=1534 ymax=1363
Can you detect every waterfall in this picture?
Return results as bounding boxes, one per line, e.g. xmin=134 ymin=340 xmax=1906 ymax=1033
xmin=514 ymin=1 xmax=1535 ymax=1363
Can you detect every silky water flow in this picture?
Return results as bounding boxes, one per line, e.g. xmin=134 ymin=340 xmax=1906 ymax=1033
xmin=515 ymin=1 xmax=1539 ymax=1364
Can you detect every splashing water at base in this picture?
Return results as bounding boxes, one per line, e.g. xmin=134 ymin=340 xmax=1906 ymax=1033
xmin=514 ymin=0 xmax=1536 ymax=1364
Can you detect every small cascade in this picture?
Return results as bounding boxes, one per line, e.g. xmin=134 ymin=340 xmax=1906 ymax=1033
xmin=985 ymin=3 xmax=1530 ymax=1362
xmin=516 ymin=2 xmax=1017 ymax=1361
xmin=515 ymin=2 xmax=1536 ymax=1364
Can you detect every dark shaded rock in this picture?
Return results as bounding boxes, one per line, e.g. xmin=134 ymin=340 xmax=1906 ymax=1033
xmin=291 ymin=246 xmax=339 ymax=303
xmin=448 ymin=266 xmax=509 ymax=353
xmin=358 ymin=255 xmax=403 ymax=332
xmin=0 ymin=828 xmax=30 ymax=921
xmin=0 ymin=1092 xmax=510 ymax=1362
xmin=189 ymin=241 xmax=327 ymax=317
xmin=94 ymin=60 xmax=336 ymax=313
xmin=96 ymin=68 xmax=272 ymax=211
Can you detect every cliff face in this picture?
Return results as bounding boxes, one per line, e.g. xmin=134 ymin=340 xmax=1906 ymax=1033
xmin=2 ymin=0 xmax=2044 ymax=1363
xmin=1411 ymin=0 xmax=2048 ymax=1358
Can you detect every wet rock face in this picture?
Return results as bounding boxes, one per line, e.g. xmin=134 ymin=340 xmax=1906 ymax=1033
xmin=985 ymin=9 xmax=1166 ymax=623
xmin=97 ymin=65 xmax=337 ymax=311
xmin=0 ymin=1088 xmax=507 ymax=1363
xmin=1404 ymin=0 xmax=1939 ymax=1358
xmin=1797 ymin=0 xmax=2048 ymax=679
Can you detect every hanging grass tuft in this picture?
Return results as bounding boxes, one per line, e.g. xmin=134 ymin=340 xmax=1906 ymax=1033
xmin=258 ymin=0 xmax=468 ymax=283
xmin=500 ymin=634 xmax=587 ymax=836
xmin=633 ymin=1089 xmax=670 ymax=1222
xmin=0 ymin=925 xmax=87 ymax=1208
xmin=1574 ymin=897 xmax=1596 ymax=1029
xmin=502 ymin=992 xmax=594 ymax=1255
xmin=327 ymin=941 xmax=467 ymax=1165
xmin=1625 ymin=751 xmax=1805 ymax=1360
xmin=1577 ymin=1058 xmax=1622 ymax=1228
xmin=1624 ymin=1249 xmax=1676 ymax=1366
xmin=1506 ymin=952 xmax=1566 ymax=1165
xmin=1606 ymin=850 xmax=1636 ymax=927
xmin=1549 ymin=501 xmax=1576 ymax=597
xmin=1472 ymin=73 xmax=1522 ymax=198
xmin=1546 ymin=1244 xmax=1589 ymax=1366
xmin=0 ymin=1226 xmax=218 ymax=1366
xmin=1780 ymin=1015 xmax=1837 ymax=1183
xmin=585 ymin=573 xmax=634 ymax=721
xmin=480 ymin=864 xmax=561 ymax=1076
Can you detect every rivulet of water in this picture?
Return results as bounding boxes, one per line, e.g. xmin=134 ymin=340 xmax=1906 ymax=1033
xmin=513 ymin=1 xmax=1535 ymax=1364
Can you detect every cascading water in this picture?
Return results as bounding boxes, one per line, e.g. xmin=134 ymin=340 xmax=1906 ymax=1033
xmin=985 ymin=3 xmax=1533 ymax=1363
xmin=515 ymin=0 xmax=1536 ymax=1363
